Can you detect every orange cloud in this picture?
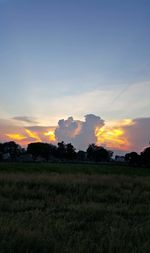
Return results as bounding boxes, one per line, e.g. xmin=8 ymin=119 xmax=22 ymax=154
xmin=43 ymin=130 xmax=56 ymax=142
xmin=2 ymin=118 xmax=133 ymax=151
xmin=1 ymin=116 xmax=150 ymax=153
xmin=25 ymin=129 xmax=42 ymax=142
xmin=95 ymin=119 xmax=134 ymax=151
xmin=5 ymin=133 xmax=27 ymax=141
xmin=5 ymin=128 xmax=56 ymax=146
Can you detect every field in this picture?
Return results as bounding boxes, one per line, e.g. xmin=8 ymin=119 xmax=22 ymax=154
xmin=0 ymin=163 xmax=150 ymax=253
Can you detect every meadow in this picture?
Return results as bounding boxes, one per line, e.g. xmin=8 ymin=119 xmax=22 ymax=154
xmin=0 ymin=163 xmax=150 ymax=253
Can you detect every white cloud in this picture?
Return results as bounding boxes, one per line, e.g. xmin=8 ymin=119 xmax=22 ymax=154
xmin=24 ymin=80 xmax=150 ymax=124
xmin=55 ymin=114 xmax=104 ymax=150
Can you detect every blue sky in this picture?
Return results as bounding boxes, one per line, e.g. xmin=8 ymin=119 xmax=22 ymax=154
xmin=0 ymin=0 xmax=150 ymax=125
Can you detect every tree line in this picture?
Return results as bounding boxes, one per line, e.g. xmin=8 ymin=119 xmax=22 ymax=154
xmin=0 ymin=141 xmax=150 ymax=165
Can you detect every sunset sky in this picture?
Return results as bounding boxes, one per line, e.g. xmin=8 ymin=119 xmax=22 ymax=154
xmin=0 ymin=0 xmax=150 ymax=153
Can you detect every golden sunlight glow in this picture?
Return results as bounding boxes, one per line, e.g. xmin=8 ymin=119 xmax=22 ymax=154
xmin=95 ymin=118 xmax=134 ymax=151
xmin=25 ymin=129 xmax=41 ymax=142
xmin=122 ymin=118 xmax=133 ymax=126
xmin=3 ymin=118 xmax=135 ymax=151
xmin=6 ymin=133 xmax=27 ymax=141
xmin=43 ymin=130 xmax=56 ymax=142
xmin=106 ymin=118 xmax=134 ymax=128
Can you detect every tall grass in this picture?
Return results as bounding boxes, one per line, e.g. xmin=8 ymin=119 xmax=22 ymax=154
xmin=0 ymin=162 xmax=150 ymax=176
xmin=0 ymin=165 xmax=150 ymax=252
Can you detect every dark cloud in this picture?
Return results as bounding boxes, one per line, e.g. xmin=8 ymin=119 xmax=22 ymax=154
xmin=12 ymin=116 xmax=39 ymax=125
xmin=27 ymin=126 xmax=56 ymax=132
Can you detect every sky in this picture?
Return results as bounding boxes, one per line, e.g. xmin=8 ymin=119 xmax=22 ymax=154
xmin=0 ymin=0 xmax=150 ymax=153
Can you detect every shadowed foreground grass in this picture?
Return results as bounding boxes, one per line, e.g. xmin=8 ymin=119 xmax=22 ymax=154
xmin=0 ymin=163 xmax=150 ymax=252
xmin=0 ymin=162 xmax=150 ymax=176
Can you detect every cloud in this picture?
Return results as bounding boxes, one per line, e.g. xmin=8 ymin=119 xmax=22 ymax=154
xmin=123 ymin=118 xmax=150 ymax=152
xmin=0 ymin=118 xmax=56 ymax=146
xmin=95 ymin=117 xmax=150 ymax=154
xmin=55 ymin=117 xmax=82 ymax=143
xmin=0 ymin=119 xmax=29 ymax=145
xmin=26 ymin=126 xmax=56 ymax=142
xmin=55 ymin=114 xmax=104 ymax=150
xmin=12 ymin=116 xmax=39 ymax=125
xmin=22 ymin=81 xmax=150 ymax=124
xmin=0 ymin=115 xmax=150 ymax=153
xmin=54 ymin=115 xmax=149 ymax=153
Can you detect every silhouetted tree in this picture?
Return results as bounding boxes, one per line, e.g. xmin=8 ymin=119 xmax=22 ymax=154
xmin=0 ymin=143 xmax=3 ymax=160
xmin=141 ymin=147 xmax=150 ymax=165
xmin=2 ymin=141 xmax=22 ymax=160
xmin=87 ymin=144 xmax=97 ymax=160
xmin=77 ymin=150 xmax=86 ymax=161
xmin=57 ymin=142 xmax=67 ymax=160
xmin=87 ymin=144 xmax=113 ymax=162
xmin=125 ymin=152 xmax=141 ymax=165
xmin=27 ymin=142 xmax=50 ymax=161
xmin=94 ymin=147 xmax=113 ymax=162
xmin=66 ymin=143 xmax=76 ymax=160
xmin=49 ymin=144 xmax=58 ymax=159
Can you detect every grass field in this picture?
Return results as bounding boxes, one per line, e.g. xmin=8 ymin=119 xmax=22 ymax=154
xmin=0 ymin=163 xmax=150 ymax=253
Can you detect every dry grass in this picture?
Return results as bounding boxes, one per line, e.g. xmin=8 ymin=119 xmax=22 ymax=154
xmin=0 ymin=164 xmax=150 ymax=252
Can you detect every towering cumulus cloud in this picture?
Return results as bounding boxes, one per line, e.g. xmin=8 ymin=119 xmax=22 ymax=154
xmin=55 ymin=114 xmax=105 ymax=150
xmin=0 ymin=115 xmax=150 ymax=153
